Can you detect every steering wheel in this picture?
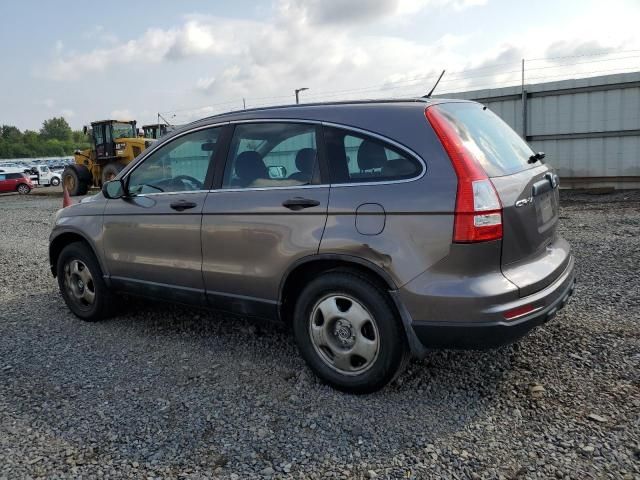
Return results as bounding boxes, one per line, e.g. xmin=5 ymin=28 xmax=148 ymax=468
xmin=171 ymin=175 xmax=204 ymax=190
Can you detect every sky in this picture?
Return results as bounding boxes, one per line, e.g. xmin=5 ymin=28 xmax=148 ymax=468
xmin=1 ymin=0 xmax=639 ymax=131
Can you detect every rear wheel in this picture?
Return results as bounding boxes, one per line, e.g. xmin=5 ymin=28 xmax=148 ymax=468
xmin=16 ymin=183 xmax=31 ymax=195
xmin=293 ymin=270 xmax=408 ymax=393
xmin=56 ymin=242 xmax=115 ymax=321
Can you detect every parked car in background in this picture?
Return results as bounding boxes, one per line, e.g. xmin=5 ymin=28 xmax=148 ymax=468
xmin=49 ymin=99 xmax=575 ymax=393
xmin=0 ymin=172 xmax=33 ymax=194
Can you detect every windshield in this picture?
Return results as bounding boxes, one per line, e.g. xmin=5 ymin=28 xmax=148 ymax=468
xmin=434 ymin=102 xmax=535 ymax=177
xmin=112 ymin=122 xmax=136 ymax=140
xmin=144 ymin=127 xmax=156 ymax=139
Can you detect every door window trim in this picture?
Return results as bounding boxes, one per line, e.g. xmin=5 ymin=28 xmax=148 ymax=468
xmin=121 ymin=118 xmax=427 ymax=194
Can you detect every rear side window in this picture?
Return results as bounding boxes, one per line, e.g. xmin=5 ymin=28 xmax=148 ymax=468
xmin=433 ymin=103 xmax=535 ymax=177
xmin=323 ymin=127 xmax=422 ymax=184
xmin=223 ymin=123 xmax=319 ymax=189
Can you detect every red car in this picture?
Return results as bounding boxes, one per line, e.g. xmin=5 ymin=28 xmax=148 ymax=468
xmin=0 ymin=172 xmax=34 ymax=194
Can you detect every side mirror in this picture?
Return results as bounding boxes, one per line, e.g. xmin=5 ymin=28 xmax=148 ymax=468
xmin=102 ymin=179 xmax=126 ymax=199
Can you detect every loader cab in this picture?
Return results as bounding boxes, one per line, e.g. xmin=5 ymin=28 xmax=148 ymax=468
xmin=142 ymin=123 xmax=169 ymax=140
xmin=85 ymin=120 xmax=137 ymax=160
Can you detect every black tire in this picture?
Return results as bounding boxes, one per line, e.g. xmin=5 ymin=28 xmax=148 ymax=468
xmin=62 ymin=167 xmax=89 ymax=196
xmin=51 ymin=176 xmax=60 ymax=186
xmin=293 ymin=270 xmax=408 ymax=393
xmin=56 ymin=241 xmax=115 ymax=322
xmin=101 ymin=163 xmax=125 ymax=184
xmin=16 ymin=183 xmax=31 ymax=195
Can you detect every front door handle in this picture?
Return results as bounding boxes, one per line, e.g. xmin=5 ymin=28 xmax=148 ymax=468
xmin=170 ymin=200 xmax=198 ymax=211
xmin=282 ymin=197 xmax=321 ymax=211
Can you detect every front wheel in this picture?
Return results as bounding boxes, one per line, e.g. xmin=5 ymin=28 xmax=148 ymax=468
xmin=56 ymin=242 xmax=115 ymax=321
xmin=51 ymin=176 xmax=60 ymax=186
xmin=62 ymin=167 xmax=89 ymax=196
xmin=17 ymin=184 xmax=31 ymax=195
xmin=293 ymin=271 xmax=408 ymax=393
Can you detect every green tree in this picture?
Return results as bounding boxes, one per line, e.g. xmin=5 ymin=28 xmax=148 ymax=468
xmin=1 ymin=125 xmax=23 ymax=142
xmin=40 ymin=117 xmax=72 ymax=142
xmin=0 ymin=118 xmax=92 ymax=158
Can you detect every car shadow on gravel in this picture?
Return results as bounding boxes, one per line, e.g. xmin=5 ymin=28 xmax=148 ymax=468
xmin=0 ymin=291 xmax=517 ymax=473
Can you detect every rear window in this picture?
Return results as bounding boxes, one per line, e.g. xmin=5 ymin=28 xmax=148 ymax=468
xmin=434 ymin=102 xmax=535 ymax=177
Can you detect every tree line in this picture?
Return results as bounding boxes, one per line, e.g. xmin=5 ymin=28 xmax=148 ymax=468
xmin=0 ymin=117 xmax=91 ymax=159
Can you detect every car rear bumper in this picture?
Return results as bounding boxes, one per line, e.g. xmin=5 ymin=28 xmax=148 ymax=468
xmin=408 ymin=255 xmax=576 ymax=349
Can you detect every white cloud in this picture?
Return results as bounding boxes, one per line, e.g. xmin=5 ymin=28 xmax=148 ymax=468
xmin=61 ymin=109 xmax=75 ymax=118
xmin=46 ymin=19 xmax=255 ymax=79
xmin=278 ymin=0 xmax=486 ymax=25
xmin=41 ymin=0 xmax=640 ymax=125
xmin=110 ymin=109 xmax=134 ymax=120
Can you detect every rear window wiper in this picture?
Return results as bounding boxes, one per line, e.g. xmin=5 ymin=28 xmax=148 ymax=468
xmin=528 ymin=152 xmax=546 ymax=164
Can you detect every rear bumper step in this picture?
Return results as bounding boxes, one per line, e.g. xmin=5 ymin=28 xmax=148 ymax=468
xmin=411 ymin=261 xmax=576 ymax=350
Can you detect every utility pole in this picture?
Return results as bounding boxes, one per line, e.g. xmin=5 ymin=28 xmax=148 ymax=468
xmin=521 ymin=58 xmax=527 ymax=139
xmin=295 ymin=87 xmax=309 ymax=104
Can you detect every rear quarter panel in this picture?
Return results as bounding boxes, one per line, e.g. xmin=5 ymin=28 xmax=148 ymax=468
xmin=319 ymin=105 xmax=458 ymax=287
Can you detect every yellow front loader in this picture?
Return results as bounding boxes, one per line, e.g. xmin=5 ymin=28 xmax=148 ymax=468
xmin=63 ymin=119 xmax=153 ymax=196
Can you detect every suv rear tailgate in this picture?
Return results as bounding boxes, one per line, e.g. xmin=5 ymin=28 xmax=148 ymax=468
xmin=491 ymin=166 xmax=569 ymax=296
xmin=432 ymin=101 xmax=570 ymax=297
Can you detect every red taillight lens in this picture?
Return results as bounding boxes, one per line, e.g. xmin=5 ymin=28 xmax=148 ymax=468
xmin=425 ymin=105 xmax=503 ymax=243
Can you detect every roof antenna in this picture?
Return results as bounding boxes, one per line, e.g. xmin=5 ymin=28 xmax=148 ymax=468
xmin=423 ymin=70 xmax=446 ymax=98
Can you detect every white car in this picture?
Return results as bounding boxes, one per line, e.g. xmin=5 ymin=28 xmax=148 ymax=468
xmin=30 ymin=165 xmax=61 ymax=187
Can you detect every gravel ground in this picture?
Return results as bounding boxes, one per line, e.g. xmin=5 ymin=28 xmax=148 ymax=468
xmin=0 ymin=191 xmax=638 ymax=479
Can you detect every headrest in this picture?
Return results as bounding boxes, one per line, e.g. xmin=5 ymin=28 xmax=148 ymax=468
xmin=295 ymin=148 xmax=316 ymax=174
xmin=235 ymin=151 xmax=267 ymax=182
xmin=357 ymin=140 xmax=387 ymax=171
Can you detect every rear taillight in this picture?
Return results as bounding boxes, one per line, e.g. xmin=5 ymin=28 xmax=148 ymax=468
xmin=425 ymin=105 xmax=503 ymax=243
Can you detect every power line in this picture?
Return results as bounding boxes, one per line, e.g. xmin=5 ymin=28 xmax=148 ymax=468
xmin=528 ymin=48 xmax=640 ymax=62
xmin=160 ymin=51 xmax=640 ymax=118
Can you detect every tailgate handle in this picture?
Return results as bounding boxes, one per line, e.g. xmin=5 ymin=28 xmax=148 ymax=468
xmin=170 ymin=200 xmax=198 ymax=211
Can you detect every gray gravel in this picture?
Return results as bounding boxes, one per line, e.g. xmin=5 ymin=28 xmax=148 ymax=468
xmin=0 ymin=191 xmax=639 ymax=479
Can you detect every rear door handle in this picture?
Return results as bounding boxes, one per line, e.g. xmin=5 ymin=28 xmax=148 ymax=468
xmin=282 ymin=197 xmax=321 ymax=211
xmin=170 ymin=200 xmax=198 ymax=211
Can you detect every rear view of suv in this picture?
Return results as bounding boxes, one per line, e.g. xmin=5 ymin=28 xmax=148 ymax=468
xmin=49 ymin=99 xmax=575 ymax=393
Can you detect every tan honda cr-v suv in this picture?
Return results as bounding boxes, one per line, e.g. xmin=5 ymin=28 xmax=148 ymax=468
xmin=50 ymin=99 xmax=575 ymax=392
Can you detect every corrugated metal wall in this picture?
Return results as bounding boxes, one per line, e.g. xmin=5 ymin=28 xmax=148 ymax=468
xmin=438 ymin=72 xmax=640 ymax=188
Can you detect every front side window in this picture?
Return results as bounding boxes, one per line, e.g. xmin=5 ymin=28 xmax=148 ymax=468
xmin=112 ymin=122 xmax=136 ymax=140
xmin=323 ymin=127 xmax=423 ymax=184
xmin=127 ymin=127 xmax=221 ymax=194
xmin=222 ymin=123 xmax=319 ymax=189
